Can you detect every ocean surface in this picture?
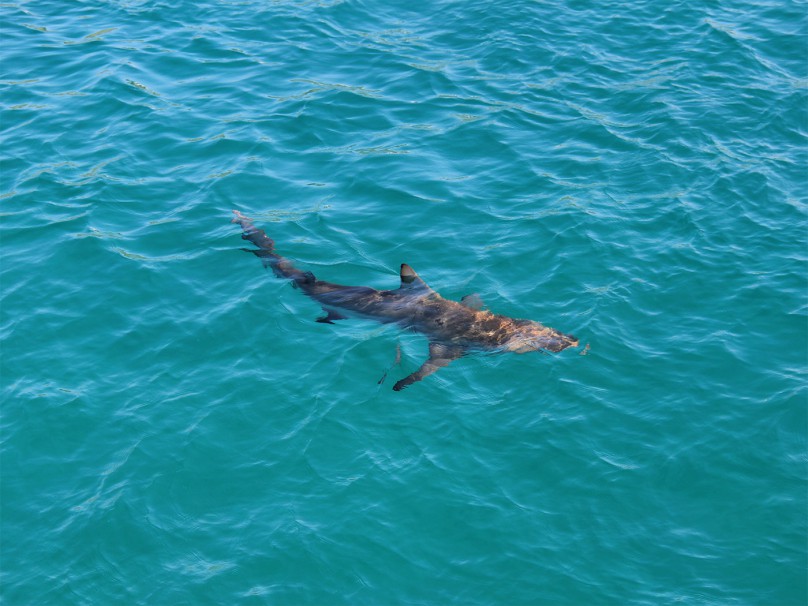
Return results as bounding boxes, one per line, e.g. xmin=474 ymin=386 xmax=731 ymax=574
xmin=1 ymin=0 xmax=806 ymax=604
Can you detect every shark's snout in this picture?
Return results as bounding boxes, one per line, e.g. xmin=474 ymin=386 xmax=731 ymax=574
xmin=505 ymin=324 xmax=579 ymax=354
xmin=545 ymin=332 xmax=578 ymax=353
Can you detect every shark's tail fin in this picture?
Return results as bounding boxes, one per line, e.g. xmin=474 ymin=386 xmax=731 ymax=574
xmin=232 ymin=210 xmax=317 ymax=286
xmin=232 ymin=210 xmax=275 ymax=252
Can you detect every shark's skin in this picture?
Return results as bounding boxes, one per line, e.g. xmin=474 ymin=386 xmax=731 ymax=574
xmin=232 ymin=210 xmax=579 ymax=391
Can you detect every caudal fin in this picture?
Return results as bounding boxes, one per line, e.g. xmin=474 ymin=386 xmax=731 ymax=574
xmin=232 ymin=210 xmax=317 ymax=286
xmin=232 ymin=210 xmax=275 ymax=252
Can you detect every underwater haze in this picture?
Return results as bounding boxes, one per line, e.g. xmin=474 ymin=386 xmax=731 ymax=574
xmin=1 ymin=0 xmax=806 ymax=604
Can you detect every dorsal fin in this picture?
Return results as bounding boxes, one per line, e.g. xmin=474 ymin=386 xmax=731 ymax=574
xmin=460 ymin=293 xmax=484 ymax=310
xmin=399 ymin=264 xmax=432 ymax=291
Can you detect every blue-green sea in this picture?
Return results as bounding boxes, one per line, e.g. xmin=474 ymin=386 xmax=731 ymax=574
xmin=1 ymin=1 xmax=806 ymax=604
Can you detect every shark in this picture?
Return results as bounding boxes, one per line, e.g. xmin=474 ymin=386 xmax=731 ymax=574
xmin=232 ymin=210 xmax=579 ymax=391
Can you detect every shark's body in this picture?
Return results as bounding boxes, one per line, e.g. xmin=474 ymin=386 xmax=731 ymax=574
xmin=232 ymin=210 xmax=578 ymax=390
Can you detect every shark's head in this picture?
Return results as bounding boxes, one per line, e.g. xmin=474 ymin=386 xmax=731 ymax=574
xmin=504 ymin=320 xmax=579 ymax=354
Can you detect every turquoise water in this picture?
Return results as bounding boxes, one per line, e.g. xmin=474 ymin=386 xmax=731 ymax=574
xmin=1 ymin=0 xmax=806 ymax=604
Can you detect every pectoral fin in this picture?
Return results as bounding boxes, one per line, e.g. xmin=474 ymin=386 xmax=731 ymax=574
xmin=393 ymin=343 xmax=464 ymax=391
xmin=378 ymin=343 xmax=403 ymax=385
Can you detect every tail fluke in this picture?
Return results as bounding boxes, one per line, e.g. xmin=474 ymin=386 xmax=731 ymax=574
xmin=232 ymin=210 xmax=317 ymax=286
xmin=232 ymin=210 xmax=275 ymax=252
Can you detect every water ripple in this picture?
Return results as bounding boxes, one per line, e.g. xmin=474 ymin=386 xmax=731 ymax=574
xmin=2 ymin=0 xmax=806 ymax=604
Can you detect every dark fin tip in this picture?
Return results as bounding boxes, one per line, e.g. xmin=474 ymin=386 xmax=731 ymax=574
xmin=400 ymin=263 xmax=417 ymax=284
xmin=315 ymin=309 xmax=346 ymax=324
